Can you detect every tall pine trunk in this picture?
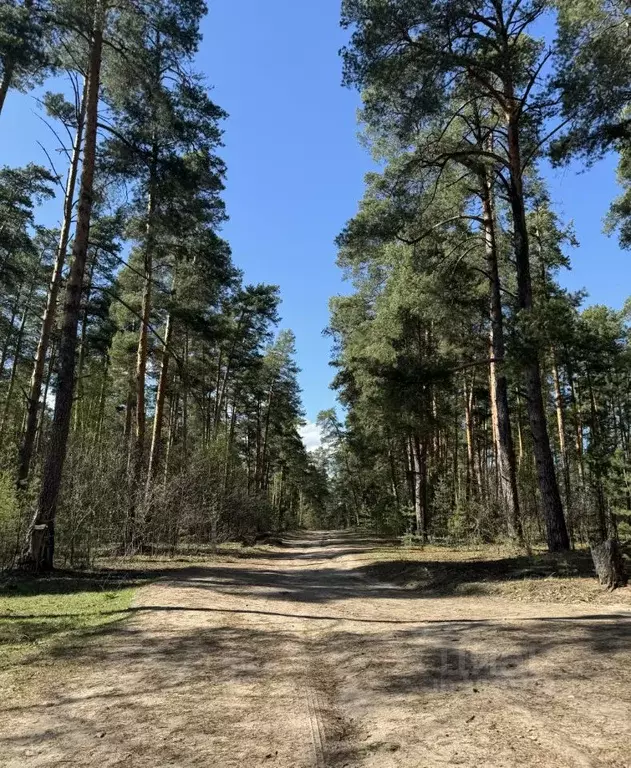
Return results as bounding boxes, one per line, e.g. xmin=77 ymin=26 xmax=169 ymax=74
xmin=259 ymin=384 xmax=275 ymax=492
xmin=95 ymin=356 xmax=108 ymax=448
xmin=74 ymin=250 xmax=97 ymax=435
xmin=411 ymin=434 xmax=428 ymax=541
xmin=22 ymin=0 xmax=104 ymax=570
xmin=0 ymin=60 xmax=15 ymax=117
xmin=0 ymin=293 xmax=20 ymax=373
xmin=464 ymin=376 xmax=480 ymax=500
xmin=130 ymin=50 xmax=161 ymax=538
xmin=552 ymin=352 xmax=573 ymax=529
xmin=35 ymin=340 xmax=56 ymax=458
xmin=506 ymin=112 xmax=569 ymax=552
xmin=132 ymin=197 xmax=155 ymax=489
xmin=568 ymin=364 xmax=585 ymax=484
xmin=481 ymin=168 xmax=522 ymax=543
xmin=587 ymin=374 xmax=609 ymax=541
xmin=147 ymin=280 xmax=175 ymax=484
xmin=0 ymin=302 xmax=30 ymax=439
xmin=18 ymin=76 xmax=88 ymax=486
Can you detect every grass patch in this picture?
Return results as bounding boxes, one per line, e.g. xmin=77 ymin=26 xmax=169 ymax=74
xmin=0 ymin=546 xmax=270 ymax=670
xmin=0 ymin=571 xmax=147 ymax=668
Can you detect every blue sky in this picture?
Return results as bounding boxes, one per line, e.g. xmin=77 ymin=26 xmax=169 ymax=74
xmin=199 ymin=1 xmax=370 ymax=427
xmin=0 ymin=0 xmax=628 ymax=438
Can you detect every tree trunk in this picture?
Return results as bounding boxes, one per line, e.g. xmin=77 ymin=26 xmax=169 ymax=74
xmin=481 ymin=167 xmax=522 ymax=543
xmin=213 ymin=348 xmax=224 ymax=433
xmin=0 ymin=295 xmax=20 ymax=374
xmin=0 ymin=58 xmax=16 ymax=118
xmin=95 ymin=356 xmax=108 ymax=448
xmin=552 ymin=353 xmax=573 ymax=523
xmin=0 ymin=304 xmax=29 ymax=438
xmin=223 ymin=390 xmax=238 ymax=492
xmin=73 ymin=250 xmax=98 ymax=439
xmin=568 ymin=364 xmax=585 ymax=484
xmin=587 ymin=373 xmax=609 ymax=541
xmin=388 ymin=442 xmax=400 ymax=511
xmin=162 ymin=392 xmax=176 ymax=485
xmin=132 ymin=194 xmax=155 ymax=495
xmin=464 ymin=377 xmax=479 ymax=501
xmin=182 ymin=330 xmax=189 ymax=458
xmin=74 ymin=250 xmax=97 ymax=429
xmin=590 ymin=539 xmax=628 ymax=590
xmin=214 ymin=311 xmax=250 ymax=435
xmin=260 ymin=383 xmax=275 ymax=492
xmin=35 ymin=340 xmax=56 ymax=458
xmin=18 ymin=75 xmax=88 ymax=486
xmin=22 ymin=1 xmax=104 ymax=571
xmin=146 ymin=288 xmax=175 ymax=484
xmin=123 ymin=383 xmax=134 ymax=442
xmin=489 ymin=360 xmax=500 ymax=492
xmin=131 ymin=32 xmax=163 ymax=510
xmin=411 ymin=435 xmax=427 ymax=542
xmin=506 ymin=112 xmax=569 ymax=552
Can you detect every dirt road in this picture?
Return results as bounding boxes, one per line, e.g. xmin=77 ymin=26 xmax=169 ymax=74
xmin=2 ymin=532 xmax=631 ymax=767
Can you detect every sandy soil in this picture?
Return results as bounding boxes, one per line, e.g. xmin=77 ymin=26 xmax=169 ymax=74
xmin=1 ymin=531 xmax=631 ymax=767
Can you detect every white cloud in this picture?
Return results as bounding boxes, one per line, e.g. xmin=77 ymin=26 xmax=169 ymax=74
xmin=300 ymin=421 xmax=323 ymax=452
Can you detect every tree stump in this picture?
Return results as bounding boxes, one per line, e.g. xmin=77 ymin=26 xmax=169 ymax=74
xmin=590 ymin=539 xmax=628 ymax=590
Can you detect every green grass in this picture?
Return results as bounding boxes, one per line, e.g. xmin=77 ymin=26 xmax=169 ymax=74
xmin=0 ymin=572 xmax=142 ymax=668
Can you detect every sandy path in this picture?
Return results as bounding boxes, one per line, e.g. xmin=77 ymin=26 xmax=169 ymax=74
xmin=1 ymin=531 xmax=631 ymax=767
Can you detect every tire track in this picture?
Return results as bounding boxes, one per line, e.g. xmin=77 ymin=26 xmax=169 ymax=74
xmin=306 ymin=686 xmax=327 ymax=767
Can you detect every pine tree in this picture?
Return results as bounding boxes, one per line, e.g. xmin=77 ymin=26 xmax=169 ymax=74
xmin=340 ymin=0 xmax=570 ymax=550
xmin=23 ymin=0 xmax=106 ymax=569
